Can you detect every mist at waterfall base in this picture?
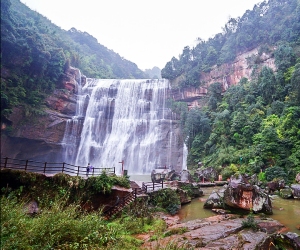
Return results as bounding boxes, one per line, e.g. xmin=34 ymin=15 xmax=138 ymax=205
xmin=61 ymin=78 xmax=187 ymax=175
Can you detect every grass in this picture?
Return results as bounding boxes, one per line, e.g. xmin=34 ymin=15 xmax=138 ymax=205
xmin=0 ymin=195 xmax=165 ymax=250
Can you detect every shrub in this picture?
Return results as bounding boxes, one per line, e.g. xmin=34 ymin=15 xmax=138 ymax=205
xmin=264 ymin=166 xmax=288 ymax=182
xmin=242 ymin=211 xmax=258 ymax=231
xmin=149 ymin=188 xmax=181 ymax=215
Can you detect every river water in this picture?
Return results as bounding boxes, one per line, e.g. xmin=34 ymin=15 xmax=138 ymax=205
xmin=178 ymin=187 xmax=300 ymax=234
xmin=129 ymin=177 xmax=300 ymax=234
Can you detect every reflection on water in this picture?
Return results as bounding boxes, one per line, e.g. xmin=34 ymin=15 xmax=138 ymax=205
xmin=179 ymin=187 xmax=300 ymax=234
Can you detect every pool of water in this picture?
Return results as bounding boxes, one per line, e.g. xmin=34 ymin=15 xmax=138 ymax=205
xmin=179 ymin=187 xmax=300 ymax=234
xmin=270 ymin=195 xmax=300 ymax=233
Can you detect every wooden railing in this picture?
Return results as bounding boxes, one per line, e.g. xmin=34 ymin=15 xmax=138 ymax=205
xmin=102 ymin=188 xmax=141 ymax=219
xmin=103 ymin=181 xmax=168 ymax=219
xmin=0 ymin=157 xmax=115 ymax=176
xmin=142 ymin=181 xmax=165 ymax=193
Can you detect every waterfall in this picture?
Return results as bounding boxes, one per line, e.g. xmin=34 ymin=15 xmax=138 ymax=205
xmin=62 ymin=78 xmax=186 ymax=175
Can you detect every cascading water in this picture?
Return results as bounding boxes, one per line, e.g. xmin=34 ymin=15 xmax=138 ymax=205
xmin=62 ymin=78 xmax=186 ymax=175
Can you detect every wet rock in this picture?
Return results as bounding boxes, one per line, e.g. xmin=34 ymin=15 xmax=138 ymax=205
xmin=257 ymin=233 xmax=300 ymax=250
xmin=211 ymin=208 xmax=228 ymax=214
xmin=267 ymin=179 xmax=285 ymax=193
xmin=180 ymin=169 xmax=192 ymax=182
xmin=24 ymin=200 xmax=39 ymax=215
xmin=164 ymin=169 xmax=180 ymax=181
xmin=176 ymin=188 xmax=191 ymax=204
xmin=151 ymin=169 xmax=169 ymax=183
xmin=191 ymin=183 xmax=204 ymax=198
xmin=257 ymin=218 xmax=286 ymax=234
xmin=143 ymin=214 xmax=285 ymax=250
xmin=194 ymin=166 xmax=218 ymax=182
xmin=279 ymin=187 xmax=293 ymax=199
xmin=296 ymin=173 xmax=300 ymax=184
xmin=203 ymin=188 xmax=225 ymax=209
xmin=224 ymin=174 xmax=272 ymax=214
xmin=291 ymin=184 xmax=300 ymax=199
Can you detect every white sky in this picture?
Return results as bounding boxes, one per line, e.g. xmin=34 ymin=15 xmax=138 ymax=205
xmin=20 ymin=0 xmax=262 ymax=70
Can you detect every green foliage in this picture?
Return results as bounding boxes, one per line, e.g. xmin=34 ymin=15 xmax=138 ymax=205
xmin=1 ymin=0 xmax=147 ymax=121
xmin=258 ymin=172 xmax=266 ymax=182
xmin=0 ymin=196 xmax=158 ymax=250
xmin=0 ymin=169 xmax=130 ymax=207
xmin=178 ymin=41 xmax=299 ymax=183
xmin=221 ymin=164 xmax=239 ymax=180
xmin=264 ymin=166 xmax=288 ymax=182
xmin=149 ymin=188 xmax=181 ymax=215
xmin=163 ymin=227 xmax=188 ymax=237
xmin=162 ymin=0 xmax=300 ymax=89
xmin=242 ymin=211 xmax=258 ymax=231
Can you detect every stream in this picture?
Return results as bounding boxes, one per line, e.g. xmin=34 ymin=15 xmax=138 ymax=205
xmin=178 ymin=187 xmax=300 ymax=234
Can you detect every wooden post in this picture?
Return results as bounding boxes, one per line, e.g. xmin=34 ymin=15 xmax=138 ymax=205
xmin=62 ymin=162 xmax=65 ymax=173
xmin=162 ymin=180 xmax=164 ymax=189
xmin=25 ymin=160 xmax=28 ymax=171
xmin=77 ymin=165 xmax=80 ymax=176
xmin=153 ymin=182 xmax=155 ymax=191
xmin=44 ymin=162 xmax=47 ymax=174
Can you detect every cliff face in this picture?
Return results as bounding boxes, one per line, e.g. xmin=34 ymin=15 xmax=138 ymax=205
xmin=1 ymin=67 xmax=84 ymax=162
xmin=1 ymin=47 xmax=275 ymax=163
xmin=170 ymin=47 xmax=276 ymax=107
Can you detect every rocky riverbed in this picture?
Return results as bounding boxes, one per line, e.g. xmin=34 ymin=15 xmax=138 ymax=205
xmin=138 ymin=213 xmax=300 ymax=249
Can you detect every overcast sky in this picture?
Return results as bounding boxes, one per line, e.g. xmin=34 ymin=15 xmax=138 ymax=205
xmin=20 ymin=0 xmax=262 ymax=70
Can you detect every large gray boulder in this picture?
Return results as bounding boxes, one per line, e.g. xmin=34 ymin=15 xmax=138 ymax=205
xmin=180 ymin=169 xmax=193 ymax=182
xmin=291 ymin=184 xmax=300 ymax=199
xmin=194 ymin=166 xmax=218 ymax=182
xmin=224 ymin=174 xmax=272 ymax=214
xmin=279 ymin=186 xmax=293 ymax=199
xmin=203 ymin=187 xmax=226 ymax=209
xmin=151 ymin=169 xmax=171 ymax=183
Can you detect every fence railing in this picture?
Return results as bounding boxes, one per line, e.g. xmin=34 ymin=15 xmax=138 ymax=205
xmin=0 ymin=157 xmax=115 ymax=176
xmin=142 ymin=181 xmax=165 ymax=193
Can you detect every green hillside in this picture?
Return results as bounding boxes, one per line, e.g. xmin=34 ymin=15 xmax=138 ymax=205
xmin=1 ymin=0 xmax=147 ymax=122
xmin=164 ymin=0 xmax=300 ymax=182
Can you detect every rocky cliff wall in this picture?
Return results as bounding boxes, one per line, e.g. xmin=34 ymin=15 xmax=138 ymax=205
xmin=1 ymin=67 xmax=85 ymax=162
xmin=170 ymin=47 xmax=276 ymax=108
xmin=1 ymin=47 xmax=276 ymax=163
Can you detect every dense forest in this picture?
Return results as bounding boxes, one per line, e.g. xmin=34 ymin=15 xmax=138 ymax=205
xmin=1 ymin=0 xmax=147 ymax=122
xmin=165 ymin=0 xmax=300 ymax=183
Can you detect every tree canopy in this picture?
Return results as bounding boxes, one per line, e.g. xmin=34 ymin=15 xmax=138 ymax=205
xmin=162 ymin=0 xmax=300 ymax=88
xmin=1 ymin=0 xmax=147 ymax=121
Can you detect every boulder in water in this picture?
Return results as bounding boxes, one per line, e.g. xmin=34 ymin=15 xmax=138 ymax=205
xmin=291 ymin=184 xmax=300 ymax=199
xmin=203 ymin=187 xmax=226 ymax=209
xmin=224 ymin=174 xmax=272 ymax=214
xmin=279 ymin=186 xmax=293 ymax=199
